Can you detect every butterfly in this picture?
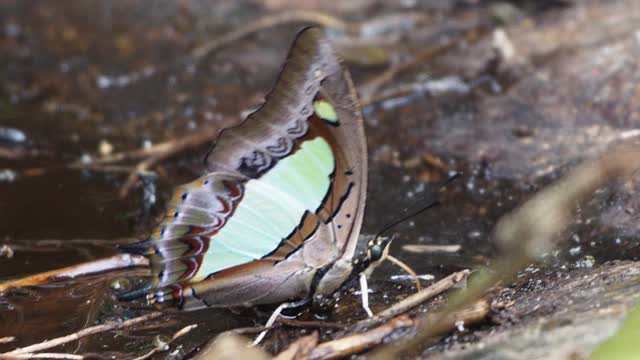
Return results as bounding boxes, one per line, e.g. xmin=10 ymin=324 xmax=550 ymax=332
xmin=121 ymin=27 xmax=400 ymax=317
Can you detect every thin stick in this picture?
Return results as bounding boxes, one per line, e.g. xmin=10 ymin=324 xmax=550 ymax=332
xmin=190 ymin=10 xmax=352 ymax=63
xmin=22 ymin=164 xmax=134 ymax=177
xmin=359 ymin=39 xmax=458 ymax=102
xmin=227 ymin=325 xmax=273 ymax=336
xmin=354 ymin=270 xmax=470 ymax=330
xmin=0 ymin=353 xmax=84 ymax=359
xmin=118 ymin=128 xmax=218 ymax=198
xmin=132 ymin=324 xmax=198 ymax=360
xmin=402 ymin=244 xmax=461 ymax=254
xmin=0 ymin=254 xmax=149 ymax=293
xmin=386 ymin=255 xmax=421 ymax=291
xmin=93 ymin=10 xmax=353 ymax=93
xmin=310 ymin=300 xmax=489 ymax=360
xmin=220 ymin=315 xmax=345 ymax=342
xmin=309 ymin=316 xmax=414 ymax=360
xmin=378 ymin=270 xmax=469 ymax=320
xmin=4 ymin=312 xmax=162 ymax=356
xmin=22 ymin=130 xmax=211 ymax=177
xmin=6 ymin=238 xmax=138 ymax=247
xmin=86 ymin=138 xmax=190 ymax=165
xmin=22 ymin=128 xmax=217 ymax=198
xmin=359 ymin=25 xmax=486 ymax=103
xmin=274 ymin=333 xmax=319 ymax=360
xmin=192 ymin=333 xmax=271 ymax=360
xmin=252 ymin=302 xmax=288 ymax=346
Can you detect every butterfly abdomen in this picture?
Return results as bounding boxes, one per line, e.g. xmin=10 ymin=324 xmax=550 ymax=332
xmin=147 ymin=284 xmax=186 ymax=309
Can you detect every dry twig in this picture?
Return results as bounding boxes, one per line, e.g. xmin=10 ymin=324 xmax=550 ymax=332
xmin=5 ymin=238 xmax=137 ymax=247
xmin=193 ymin=333 xmax=270 ymax=360
xmin=226 ymin=325 xmax=274 ymax=336
xmin=310 ymin=316 xmax=414 ymax=360
xmin=0 ymin=337 xmax=15 ymax=345
xmin=0 ymin=353 xmax=85 ymax=359
xmin=359 ymin=39 xmax=458 ymax=103
xmin=132 ymin=324 xmax=198 ymax=360
xmin=308 ymin=300 xmax=488 ymax=360
xmin=274 ymin=333 xmax=320 ymax=360
xmin=190 ymin=10 xmax=353 ymax=62
xmin=4 ymin=312 xmax=162 ymax=356
xmin=402 ymin=244 xmax=462 ymax=254
xmin=359 ymin=25 xmax=486 ymax=105
xmin=0 ymin=254 xmax=149 ymax=293
xmin=115 ymin=128 xmax=217 ymax=198
xmin=21 ymin=128 xmax=218 ymax=199
xmin=355 ymin=270 xmax=470 ymax=330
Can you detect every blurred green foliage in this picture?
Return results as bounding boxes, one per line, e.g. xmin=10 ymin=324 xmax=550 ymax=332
xmin=590 ymin=302 xmax=640 ymax=360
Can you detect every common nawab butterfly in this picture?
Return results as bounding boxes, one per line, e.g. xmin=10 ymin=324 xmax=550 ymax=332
xmin=122 ymin=27 xmax=411 ymax=318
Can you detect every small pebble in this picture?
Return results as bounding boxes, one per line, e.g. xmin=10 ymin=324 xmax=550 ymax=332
xmin=80 ymin=153 xmax=92 ymax=164
xmin=0 ymin=169 xmax=17 ymax=183
xmin=569 ymin=246 xmax=581 ymax=256
xmin=96 ymin=76 xmax=111 ymax=89
xmin=142 ymin=139 xmax=153 ymax=150
xmin=98 ymin=140 xmax=114 ymax=157
xmin=141 ymin=173 xmax=158 ymax=212
xmin=109 ymin=278 xmax=131 ymax=291
xmin=0 ymin=245 xmax=14 ymax=258
xmin=575 ymin=255 xmax=595 ymax=269
xmin=0 ymin=127 xmax=27 ymax=145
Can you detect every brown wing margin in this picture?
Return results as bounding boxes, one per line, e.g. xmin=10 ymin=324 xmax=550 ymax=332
xmin=203 ymin=27 xmax=365 ymax=178
xmin=130 ymin=28 xmax=368 ymax=308
xmin=205 ymin=26 xmax=367 ymax=260
xmin=310 ymin=29 xmax=368 ymax=261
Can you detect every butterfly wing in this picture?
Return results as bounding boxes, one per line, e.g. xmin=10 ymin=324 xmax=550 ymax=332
xmin=139 ymin=27 xmax=367 ymax=309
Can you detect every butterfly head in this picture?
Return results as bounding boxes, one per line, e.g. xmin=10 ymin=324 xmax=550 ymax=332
xmin=364 ymin=235 xmax=394 ymax=273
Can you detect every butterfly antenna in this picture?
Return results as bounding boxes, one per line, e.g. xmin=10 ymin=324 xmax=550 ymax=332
xmin=374 ymin=171 xmax=461 ymax=242
xmin=371 ymin=172 xmax=461 ymax=291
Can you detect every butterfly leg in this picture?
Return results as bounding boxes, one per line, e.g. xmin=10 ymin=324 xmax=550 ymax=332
xmin=253 ymin=298 xmax=311 ymax=345
xmin=359 ymin=273 xmax=374 ymax=318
